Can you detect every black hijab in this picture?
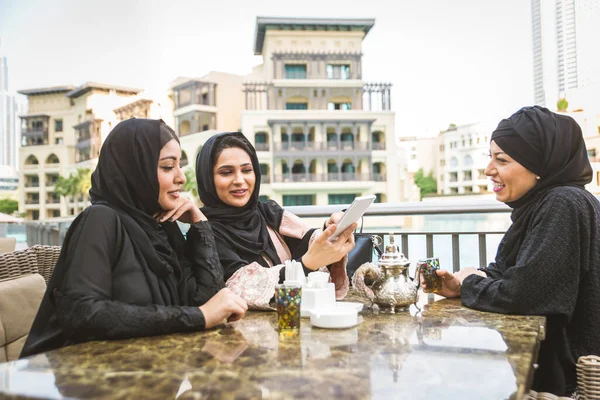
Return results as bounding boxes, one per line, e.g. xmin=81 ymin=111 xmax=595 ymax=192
xmin=21 ymin=119 xmax=187 ymax=357
xmin=196 ymin=132 xmax=284 ymax=268
xmin=490 ymin=106 xmax=592 ymax=266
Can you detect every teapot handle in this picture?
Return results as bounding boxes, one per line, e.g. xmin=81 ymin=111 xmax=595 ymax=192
xmin=413 ymin=262 xmax=422 ymax=290
xmin=351 ymin=263 xmax=380 ymax=302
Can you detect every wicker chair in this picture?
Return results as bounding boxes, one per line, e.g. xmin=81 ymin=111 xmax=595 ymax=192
xmin=0 ymin=245 xmax=61 ymax=284
xmin=576 ymin=355 xmax=600 ymax=399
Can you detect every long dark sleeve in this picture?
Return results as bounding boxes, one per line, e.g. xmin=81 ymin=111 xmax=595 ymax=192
xmin=183 ymin=221 xmax=224 ymax=306
xmin=461 ymin=192 xmax=584 ymax=317
xmin=54 ymin=207 xmax=206 ymax=343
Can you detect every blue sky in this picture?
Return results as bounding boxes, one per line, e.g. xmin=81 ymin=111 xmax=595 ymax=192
xmin=0 ymin=0 xmax=534 ymax=137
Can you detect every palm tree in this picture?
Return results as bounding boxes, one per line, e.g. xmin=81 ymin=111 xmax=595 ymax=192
xmin=183 ymin=169 xmax=198 ymax=198
xmin=54 ymin=168 xmax=92 ymax=215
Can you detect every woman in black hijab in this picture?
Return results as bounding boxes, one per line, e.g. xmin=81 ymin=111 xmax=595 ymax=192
xmin=422 ymin=106 xmax=600 ymax=396
xmin=21 ymin=119 xmax=247 ymax=358
xmin=194 ymin=132 xmax=356 ymax=309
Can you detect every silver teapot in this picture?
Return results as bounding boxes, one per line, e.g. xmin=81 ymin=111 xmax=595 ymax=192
xmin=352 ymin=235 xmax=420 ymax=313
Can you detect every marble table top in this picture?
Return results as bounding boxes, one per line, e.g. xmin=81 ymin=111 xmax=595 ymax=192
xmin=0 ymin=290 xmax=545 ymax=400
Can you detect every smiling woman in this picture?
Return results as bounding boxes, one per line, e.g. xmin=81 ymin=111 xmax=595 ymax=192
xmin=20 ymin=119 xmax=248 ymax=359
xmin=422 ymin=106 xmax=600 ymax=397
xmin=194 ymin=132 xmax=357 ymax=309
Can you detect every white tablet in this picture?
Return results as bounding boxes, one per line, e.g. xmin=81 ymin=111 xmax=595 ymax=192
xmin=328 ymin=195 xmax=376 ymax=241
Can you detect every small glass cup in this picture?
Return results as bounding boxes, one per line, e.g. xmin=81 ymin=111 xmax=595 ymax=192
xmin=418 ymin=257 xmax=443 ymax=293
xmin=275 ymin=283 xmax=302 ymax=336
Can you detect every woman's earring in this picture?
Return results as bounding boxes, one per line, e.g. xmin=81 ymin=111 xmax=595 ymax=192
xmin=536 ymin=176 xmax=541 ymax=180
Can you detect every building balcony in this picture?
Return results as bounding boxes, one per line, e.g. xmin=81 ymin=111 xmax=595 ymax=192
xmin=24 ymin=181 xmax=39 ymax=188
xmin=272 ymin=172 xmax=376 ymax=183
xmin=243 ymin=81 xmax=392 ymax=112
xmin=25 ymin=198 xmax=40 ymax=205
xmin=272 ymin=141 xmax=372 ymax=153
xmin=22 ymin=129 xmax=49 ymax=146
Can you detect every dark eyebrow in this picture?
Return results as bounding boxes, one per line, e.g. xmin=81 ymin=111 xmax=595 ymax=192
xmin=159 ymin=156 xmax=177 ymax=161
xmin=216 ymin=162 xmax=252 ymax=169
xmin=492 ymin=152 xmax=507 ymax=156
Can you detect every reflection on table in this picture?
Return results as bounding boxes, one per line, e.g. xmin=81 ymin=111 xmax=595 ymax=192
xmin=0 ymin=290 xmax=545 ymax=400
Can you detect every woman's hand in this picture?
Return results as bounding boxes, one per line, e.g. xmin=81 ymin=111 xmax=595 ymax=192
xmin=421 ymin=270 xmax=462 ymax=298
xmin=301 ymin=223 xmax=357 ymax=270
xmin=153 ymin=197 xmax=207 ymax=224
xmin=199 ymin=288 xmax=248 ymax=329
xmin=325 ymin=211 xmax=345 ymax=228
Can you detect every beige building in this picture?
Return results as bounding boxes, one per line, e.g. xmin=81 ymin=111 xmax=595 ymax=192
xmin=18 ymin=83 xmax=141 ymax=219
xmin=239 ymin=17 xmax=404 ymax=206
xmin=169 ymin=72 xmax=244 ymax=169
xmin=436 ymin=122 xmax=494 ymax=196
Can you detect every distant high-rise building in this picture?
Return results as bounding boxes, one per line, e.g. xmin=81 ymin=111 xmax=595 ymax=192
xmin=0 ymin=54 xmax=19 ymax=172
xmin=0 ymin=56 xmax=7 ymax=93
xmin=531 ymin=0 xmax=600 ymax=108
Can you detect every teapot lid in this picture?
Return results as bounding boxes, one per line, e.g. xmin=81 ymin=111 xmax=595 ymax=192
xmin=378 ymin=234 xmax=410 ymax=267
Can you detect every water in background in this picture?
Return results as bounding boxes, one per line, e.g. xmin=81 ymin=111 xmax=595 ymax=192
xmin=5 ymin=224 xmax=28 ymax=251
xmin=362 ymin=213 xmax=512 ymax=273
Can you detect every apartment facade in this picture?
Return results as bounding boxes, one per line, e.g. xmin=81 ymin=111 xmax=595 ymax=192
xmin=239 ymin=17 xmax=404 ymax=206
xmin=437 ymin=123 xmax=494 ymax=196
xmin=18 ymin=83 xmax=141 ymax=219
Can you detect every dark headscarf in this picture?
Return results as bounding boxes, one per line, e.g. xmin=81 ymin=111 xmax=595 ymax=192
xmin=21 ymin=119 xmax=187 ymax=357
xmin=196 ymin=132 xmax=284 ymax=268
xmin=490 ymin=105 xmax=592 ymax=266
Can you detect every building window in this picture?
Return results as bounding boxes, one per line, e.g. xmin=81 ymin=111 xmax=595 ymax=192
xmin=449 ymin=172 xmax=458 ymax=182
xmin=450 ymin=157 xmax=458 ymax=168
xmin=478 ymin=169 xmax=486 ymax=179
xmin=328 ymin=194 xmax=357 ymax=205
xmin=258 ymin=195 xmax=269 ymax=202
xmin=374 ymin=193 xmax=383 ymax=203
xmin=464 ymin=155 xmax=473 ymax=166
xmin=463 ymin=170 xmax=472 ymax=181
xmin=327 ymin=102 xmax=351 ymax=110
xmin=326 ymin=64 xmax=350 ymax=79
xmin=54 ymin=119 xmax=63 ymax=132
xmin=255 ymin=132 xmax=268 ymax=151
xmin=259 ymin=163 xmax=268 ymax=176
xmin=284 ymin=64 xmax=307 ymax=79
xmin=283 ymin=194 xmax=314 ymax=206
xmin=286 ymin=103 xmax=308 ymax=110
xmin=479 ymin=185 xmax=488 ymax=192
xmin=55 ymin=138 xmax=63 ymax=145
xmin=450 ymin=188 xmax=458 ymax=194
xmin=464 ymin=186 xmax=473 ymax=193
xmin=440 ymin=159 xmax=446 ymax=167
xmin=588 ymin=149 xmax=597 ymax=162
xmin=439 ymin=144 xmax=445 ymax=152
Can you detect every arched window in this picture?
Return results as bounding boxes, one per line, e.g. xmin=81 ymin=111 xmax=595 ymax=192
xmin=450 ymin=157 xmax=458 ymax=168
xmin=464 ymin=154 xmax=473 ymax=166
xmin=25 ymin=155 xmax=39 ymax=165
xmin=255 ymin=132 xmax=269 ymax=151
xmin=341 ymin=161 xmax=355 ymax=173
xmin=45 ymin=154 xmax=60 ymax=164
xmin=180 ymin=151 xmax=189 ymax=168
xmin=291 ymin=161 xmax=306 ymax=174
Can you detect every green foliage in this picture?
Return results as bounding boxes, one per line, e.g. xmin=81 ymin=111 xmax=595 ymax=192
xmin=0 ymin=199 xmax=18 ymax=214
xmin=557 ymin=97 xmax=569 ymax=112
xmin=183 ymin=169 xmax=198 ymax=198
xmin=54 ymin=168 xmax=92 ymax=215
xmin=413 ymin=168 xmax=438 ymax=198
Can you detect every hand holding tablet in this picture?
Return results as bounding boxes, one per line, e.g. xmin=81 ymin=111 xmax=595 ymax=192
xmin=328 ymin=195 xmax=376 ymax=241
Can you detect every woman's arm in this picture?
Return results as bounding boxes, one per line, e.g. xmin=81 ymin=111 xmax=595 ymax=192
xmin=55 ymin=207 xmax=207 ymax=343
xmin=184 ymin=221 xmax=225 ymax=306
xmin=461 ymin=193 xmax=584 ymax=317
